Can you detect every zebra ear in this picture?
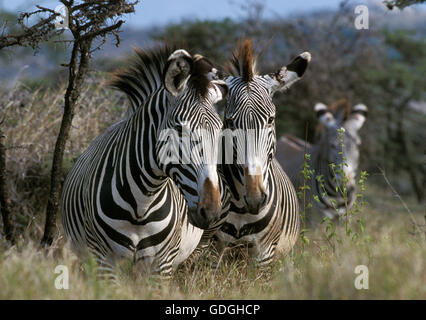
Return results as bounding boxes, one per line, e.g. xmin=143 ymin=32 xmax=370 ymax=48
xmin=347 ymin=104 xmax=368 ymax=131
xmin=315 ymin=102 xmax=335 ymax=127
xmin=268 ymin=52 xmax=311 ymax=94
xmin=211 ymin=80 xmax=229 ymax=103
xmin=163 ymin=49 xmax=194 ymax=97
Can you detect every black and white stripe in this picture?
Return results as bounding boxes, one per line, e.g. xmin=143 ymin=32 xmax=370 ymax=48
xmin=213 ymin=41 xmax=310 ymax=265
xmin=61 ymin=46 xmax=230 ymax=276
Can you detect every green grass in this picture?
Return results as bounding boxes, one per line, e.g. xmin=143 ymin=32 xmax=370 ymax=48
xmin=1 ymin=81 xmax=425 ymax=299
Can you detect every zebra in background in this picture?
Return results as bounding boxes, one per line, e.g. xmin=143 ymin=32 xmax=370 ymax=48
xmin=278 ymin=100 xmax=368 ymax=223
xmin=61 ymin=45 xmax=230 ymax=277
xmin=214 ymin=40 xmax=311 ymax=266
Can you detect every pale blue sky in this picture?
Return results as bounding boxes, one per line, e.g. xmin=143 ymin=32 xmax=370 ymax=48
xmin=0 ymin=0 xmax=347 ymax=28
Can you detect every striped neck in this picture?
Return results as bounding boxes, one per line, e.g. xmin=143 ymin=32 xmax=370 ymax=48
xmin=112 ymin=88 xmax=169 ymax=199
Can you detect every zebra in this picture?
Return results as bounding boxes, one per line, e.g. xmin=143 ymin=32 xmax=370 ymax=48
xmin=61 ymin=45 xmax=230 ymax=277
xmin=213 ymin=40 xmax=311 ymax=266
xmin=277 ymin=100 xmax=368 ymax=223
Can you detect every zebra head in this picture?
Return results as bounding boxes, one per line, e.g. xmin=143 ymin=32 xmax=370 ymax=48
xmin=223 ymin=40 xmax=311 ymax=214
xmin=157 ymin=49 xmax=228 ymax=229
xmin=315 ymin=101 xmax=368 ymax=183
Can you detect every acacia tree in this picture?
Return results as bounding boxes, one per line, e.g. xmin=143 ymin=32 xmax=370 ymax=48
xmin=0 ymin=0 xmax=138 ymax=247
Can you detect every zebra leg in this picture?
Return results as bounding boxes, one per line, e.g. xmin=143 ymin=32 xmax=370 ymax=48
xmin=83 ymin=245 xmax=120 ymax=284
xmin=157 ymin=259 xmax=175 ymax=280
xmin=129 ymin=256 xmax=173 ymax=287
xmin=179 ymin=233 xmax=224 ymax=271
xmin=248 ymin=242 xmax=277 ymax=279
xmin=207 ymin=235 xmax=234 ymax=270
xmin=97 ymin=259 xmax=119 ymax=284
xmin=191 ymin=228 xmax=218 ymax=258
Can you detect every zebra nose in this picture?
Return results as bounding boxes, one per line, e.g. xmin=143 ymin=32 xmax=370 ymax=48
xmin=187 ymin=203 xmax=222 ymax=230
xmin=199 ymin=207 xmax=207 ymax=220
xmin=244 ymin=190 xmax=267 ymax=214
xmin=198 ymin=204 xmax=221 ymax=224
xmin=187 ymin=207 xmax=210 ymax=229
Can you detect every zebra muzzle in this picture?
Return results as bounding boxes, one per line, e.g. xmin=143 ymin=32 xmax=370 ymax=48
xmin=244 ymin=171 xmax=267 ymax=214
xmin=188 ymin=178 xmax=222 ymax=229
xmin=187 ymin=205 xmax=221 ymax=230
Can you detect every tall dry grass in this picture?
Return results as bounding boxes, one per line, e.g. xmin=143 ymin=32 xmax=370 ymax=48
xmin=1 ymin=187 xmax=424 ymax=299
xmin=1 ymin=76 xmax=126 ymax=239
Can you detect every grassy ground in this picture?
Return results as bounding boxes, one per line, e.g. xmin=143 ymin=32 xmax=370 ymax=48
xmin=1 ymin=81 xmax=425 ymax=299
xmin=1 ymin=183 xmax=424 ymax=299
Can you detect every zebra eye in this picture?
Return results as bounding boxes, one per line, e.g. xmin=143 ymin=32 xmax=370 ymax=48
xmin=268 ymin=154 xmax=273 ymax=162
xmin=267 ymin=117 xmax=275 ymax=125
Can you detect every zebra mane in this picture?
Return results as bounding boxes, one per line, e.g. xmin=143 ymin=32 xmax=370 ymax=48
xmin=227 ymin=39 xmax=258 ymax=82
xmin=109 ymin=45 xmax=174 ymax=116
xmin=328 ymin=99 xmax=351 ymax=121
